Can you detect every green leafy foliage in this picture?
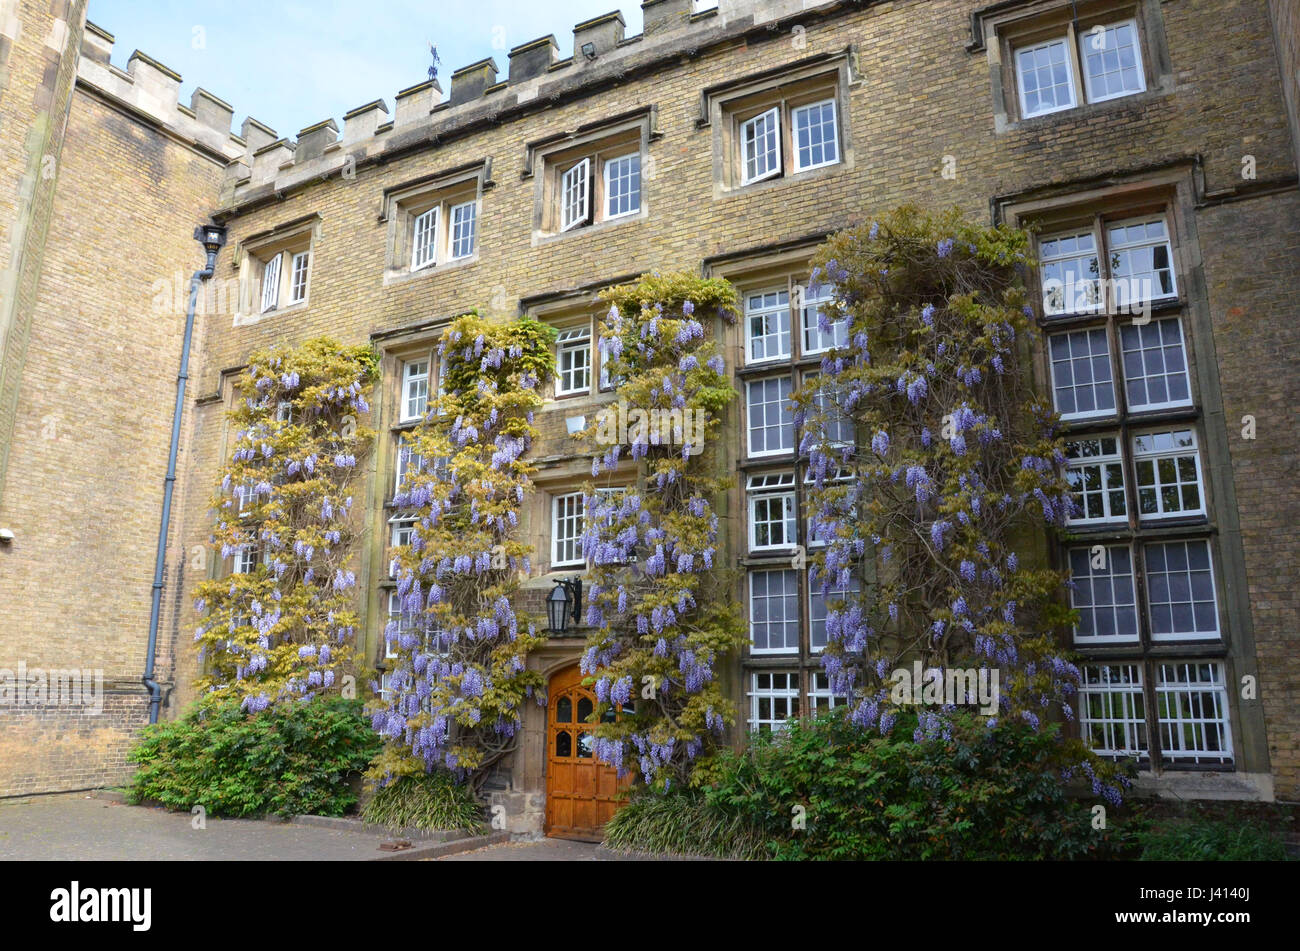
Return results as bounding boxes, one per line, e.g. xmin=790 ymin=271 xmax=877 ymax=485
xmin=1138 ymin=818 xmax=1290 ymax=861
xmin=606 ymin=710 xmax=1134 ymax=860
xmin=360 ymin=773 xmax=485 ymax=833
xmin=127 ymin=697 xmax=379 ymax=818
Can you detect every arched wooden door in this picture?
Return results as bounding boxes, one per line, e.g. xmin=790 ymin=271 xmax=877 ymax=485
xmin=545 ymin=664 xmax=632 ymax=839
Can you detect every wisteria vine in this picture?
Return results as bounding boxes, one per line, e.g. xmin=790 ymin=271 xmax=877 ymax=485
xmin=193 ymin=337 xmax=377 ymax=712
xmin=368 ymin=312 xmax=554 ymax=789
xmin=578 ymin=272 xmax=748 ymax=790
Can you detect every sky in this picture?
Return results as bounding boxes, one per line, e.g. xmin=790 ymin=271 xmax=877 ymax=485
xmin=87 ymin=1 xmax=647 ymax=137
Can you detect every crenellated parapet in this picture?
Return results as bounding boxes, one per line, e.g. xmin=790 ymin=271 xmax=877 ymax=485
xmin=213 ymin=0 xmax=832 ymax=210
xmin=75 ymin=21 xmax=245 ymax=163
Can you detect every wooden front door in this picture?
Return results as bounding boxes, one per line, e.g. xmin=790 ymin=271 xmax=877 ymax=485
xmin=545 ymin=664 xmax=631 ymax=839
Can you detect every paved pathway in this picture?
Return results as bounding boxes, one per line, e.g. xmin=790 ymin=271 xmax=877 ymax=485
xmin=0 ymin=794 xmax=422 ymax=861
xmin=437 ymin=837 xmax=598 ymax=860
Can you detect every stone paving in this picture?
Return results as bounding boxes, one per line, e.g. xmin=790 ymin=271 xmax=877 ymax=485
xmin=0 ymin=794 xmax=457 ymax=861
xmin=0 ymin=793 xmax=606 ymax=861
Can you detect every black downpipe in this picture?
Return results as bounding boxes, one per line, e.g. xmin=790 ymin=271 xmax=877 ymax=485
xmin=144 ymin=234 xmax=220 ymax=724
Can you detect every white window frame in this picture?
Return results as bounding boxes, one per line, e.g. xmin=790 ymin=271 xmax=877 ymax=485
xmin=448 ymin=200 xmax=477 ymax=260
xmin=289 ymin=250 xmax=310 ymax=304
xmin=1132 ymin=428 xmax=1205 ymax=521
xmin=395 ymin=442 xmax=422 ymax=494
xmin=1079 ymin=664 xmax=1148 ymax=759
xmin=804 ymin=465 xmax=853 ymax=547
xmin=401 ymin=358 xmax=431 ymax=423
xmin=790 ymin=98 xmax=839 ymax=173
xmin=552 ymin=492 xmax=585 ymax=568
xmin=745 ymin=289 xmax=792 ymax=364
xmin=1143 ymin=539 xmax=1220 ymax=642
xmin=1048 ymin=328 xmax=1116 ymax=421
xmin=389 ymin=517 xmax=416 ymax=578
xmin=603 ymin=152 xmax=642 ymax=220
xmin=1119 ymin=317 xmax=1192 ymax=412
xmin=746 ymin=473 xmax=797 ymax=552
xmin=1064 ymin=435 xmax=1127 ymax=525
xmin=745 ymin=376 xmax=794 ymax=458
xmin=560 ymin=158 xmax=591 ymax=232
xmin=1014 ymin=35 xmax=1079 ymax=119
xmin=799 ymin=282 xmax=846 ymax=355
xmin=748 ymin=568 xmax=800 ymax=655
xmin=1038 ymin=229 xmax=1102 ymax=316
xmin=1154 ymin=662 xmax=1233 ymax=764
xmin=1107 ymin=215 xmax=1178 ymax=306
xmin=740 ymin=106 xmax=782 ymax=185
xmin=748 ymin=671 xmax=800 ymax=732
xmin=555 ymin=326 xmax=592 ymax=396
xmin=234 ymin=544 xmax=261 ymax=575
xmin=808 ymin=565 xmax=860 ymax=654
xmin=808 ymin=671 xmax=845 ymax=713
xmin=411 ymin=206 xmax=440 ymax=271
xmin=1079 ymin=19 xmax=1147 ymax=105
xmin=1067 ymin=544 xmax=1140 ymax=645
xmin=260 ymin=252 xmax=282 ymax=313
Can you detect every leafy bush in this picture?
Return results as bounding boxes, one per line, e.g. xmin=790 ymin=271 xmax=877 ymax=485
xmin=360 ymin=773 xmax=485 ymax=833
xmin=1138 ymin=818 xmax=1289 ymax=861
xmin=603 ymin=789 xmax=765 ymax=860
xmin=605 ymin=711 xmax=1136 ymax=860
xmin=128 ymin=697 xmax=379 ymax=818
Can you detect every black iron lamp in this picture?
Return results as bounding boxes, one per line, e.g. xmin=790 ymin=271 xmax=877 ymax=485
xmin=546 ymin=577 xmax=583 ymax=633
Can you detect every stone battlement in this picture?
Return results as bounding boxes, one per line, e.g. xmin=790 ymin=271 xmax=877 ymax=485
xmin=74 ymin=0 xmax=843 ymax=209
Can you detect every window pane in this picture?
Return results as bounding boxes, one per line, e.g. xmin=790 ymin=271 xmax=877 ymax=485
xmin=1080 ymin=20 xmax=1146 ymax=103
xmin=449 ymin=201 xmax=476 ymax=258
xmin=1049 ymin=329 xmax=1114 ymax=419
xmin=1119 ymin=318 xmax=1191 ymax=410
xmin=605 ymin=153 xmax=641 ymax=218
xmin=749 ymin=569 xmax=800 ymax=652
xmin=746 ymin=289 xmax=791 ymax=363
xmin=1155 ymin=663 xmax=1233 ymax=764
xmin=742 ymin=107 xmax=781 ymax=183
xmin=1068 ymin=546 xmax=1139 ymax=643
xmin=1016 ymin=37 xmax=1076 ymax=116
xmin=1132 ymin=428 xmax=1204 ymax=519
xmin=1079 ymin=664 xmax=1148 ymax=758
xmin=1039 ymin=230 xmax=1101 ymax=315
xmin=552 ymin=493 xmax=585 ymax=566
xmin=1109 ymin=216 xmax=1177 ymax=304
xmin=747 ymin=376 xmax=794 ymax=455
xmin=791 ymin=99 xmax=838 ymax=171
xmin=1144 ymin=541 xmax=1218 ymax=640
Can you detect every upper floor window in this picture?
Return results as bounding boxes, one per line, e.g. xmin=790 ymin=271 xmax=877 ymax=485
xmin=241 ymin=220 xmax=317 ymax=318
xmin=552 ymin=492 xmax=585 ymax=568
xmin=555 ymin=326 xmax=593 ymax=397
xmin=800 ymin=283 xmax=847 ymax=355
xmin=382 ymin=164 xmax=487 ymax=282
xmin=737 ymin=94 xmax=840 ymax=186
xmin=554 ymin=147 xmax=642 ymax=232
xmin=1038 ymin=214 xmax=1176 ymax=317
xmin=401 ymin=357 xmax=431 ymax=423
xmin=745 ymin=289 xmax=792 ymax=364
xmin=1014 ymin=17 xmax=1146 ymax=119
xmin=747 ymin=472 xmax=797 ymax=552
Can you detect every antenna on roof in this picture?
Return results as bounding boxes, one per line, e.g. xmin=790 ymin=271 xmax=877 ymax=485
xmin=428 ymin=42 xmax=441 ymax=81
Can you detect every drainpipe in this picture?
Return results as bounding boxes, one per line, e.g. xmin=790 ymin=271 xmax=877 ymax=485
xmin=144 ymin=224 xmax=226 ymax=724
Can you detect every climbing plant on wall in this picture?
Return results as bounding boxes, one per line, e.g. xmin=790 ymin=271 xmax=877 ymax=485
xmin=578 ymin=272 xmax=748 ymax=791
xmin=798 ymin=206 xmax=1126 ymax=801
xmin=369 ymin=312 xmax=554 ymax=790
xmin=193 ymin=336 xmax=377 ymax=712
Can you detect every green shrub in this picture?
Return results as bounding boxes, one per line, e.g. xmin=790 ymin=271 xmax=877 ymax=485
xmin=1138 ymin=818 xmax=1289 ymax=861
xmin=128 ymin=696 xmax=379 ymax=818
xmin=603 ymin=789 xmax=766 ymax=860
xmin=606 ymin=712 xmax=1136 ymax=860
xmin=360 ymin=772 xmax=485 ymax=833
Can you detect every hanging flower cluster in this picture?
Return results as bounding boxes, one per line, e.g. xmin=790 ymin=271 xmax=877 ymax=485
xmin=193 ymin=337 xmax=377 ymax=712
xmin=368 ymin=312 xmax=554 ymax=788
xmin=799 ymin=207 xmax=1091 ymax=744
xmin=578 ymin=273 xmax=748 ymax=790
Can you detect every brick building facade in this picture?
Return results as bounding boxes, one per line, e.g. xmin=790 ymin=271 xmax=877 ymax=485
xmin=1 ymin=0 xmax=1297 ymax=833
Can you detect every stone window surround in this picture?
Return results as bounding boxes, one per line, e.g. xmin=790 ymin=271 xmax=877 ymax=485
xmin=522 ymin=107 xmax=660 ymax=244
xmin=234 ymin=215 xmax=320 ymax=324
xmin=379 ymin=159 xmax=493 ymax=286
xmin=526 ymin=292 xmax=620 ymax=406
xmin=997 ymin=166 xmax=1270 ymax=780
xmin=697 ymin=48 xmax=857 ymax=200
xmin=973 ymin=0 xmax=1174 ymax=133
